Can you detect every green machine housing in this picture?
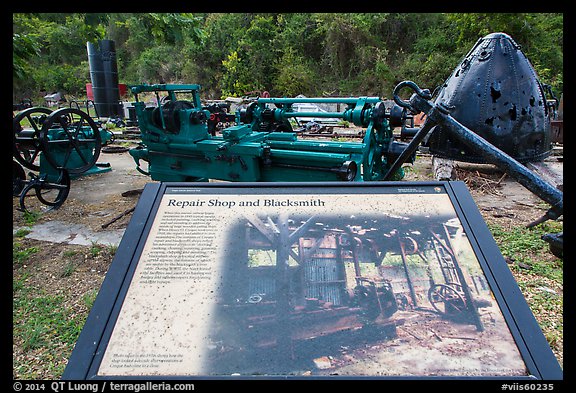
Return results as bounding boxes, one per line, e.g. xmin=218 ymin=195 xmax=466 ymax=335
xmin=129 ymin=84 xmax=415 ymax=182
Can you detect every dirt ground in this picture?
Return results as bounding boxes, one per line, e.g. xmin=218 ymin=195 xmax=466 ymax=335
xmin=309 ymin=310 xmax=529 ymax=377
xmin=13 ymin=144 xmax=562 ymax=234
xmin=12 ymin=140 xmax=563 ymax=379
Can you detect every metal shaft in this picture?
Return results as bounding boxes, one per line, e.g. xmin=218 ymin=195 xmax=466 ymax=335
xmin=258 ymin=97 xmax=381 ymax=104
xmin=382 ymin=119 xmax=436 ymax=181
xmin=411 ymin=94 xmax=563 ymax=217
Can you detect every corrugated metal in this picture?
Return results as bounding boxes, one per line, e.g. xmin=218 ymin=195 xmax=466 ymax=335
xmin=304 ymin=257 xmax=343 ymax=305
xmin=248 ymin=276 xmax=276 ymax=298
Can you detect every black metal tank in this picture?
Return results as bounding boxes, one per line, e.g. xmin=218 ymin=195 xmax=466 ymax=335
xmin=425 ymin=32 xmax=552 ymax=163
xmin=87 ymin=40 xmax=122 ymax=118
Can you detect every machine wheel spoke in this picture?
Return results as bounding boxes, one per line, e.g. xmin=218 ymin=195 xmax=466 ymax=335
xmin=13 ymin=107 xmax=53 ymax=171
xmin=39 ymin=107 xmax=102 ymax=174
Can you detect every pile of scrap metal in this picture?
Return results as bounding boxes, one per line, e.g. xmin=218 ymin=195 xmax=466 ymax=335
xmin=210 ymin=211 xmax=494 ymax=357
xmin=390 ymin=32 xmax=563 ymax=256
xmin=126 ymin=33 xmax=562 ymax=255
xmin=12 ymin=33 xmax=561 ymax=255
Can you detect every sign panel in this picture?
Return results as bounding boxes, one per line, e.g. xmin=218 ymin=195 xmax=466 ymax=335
xmin=63 ymin=181 xmax=562 ymax=380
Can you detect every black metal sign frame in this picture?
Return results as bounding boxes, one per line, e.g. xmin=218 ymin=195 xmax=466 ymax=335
xmin=62 ymin=181 xmax=562 ymax=380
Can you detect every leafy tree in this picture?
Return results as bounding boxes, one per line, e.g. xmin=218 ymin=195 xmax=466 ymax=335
xmin=13 ymin=33 xmax=40 ymax=80
xmin=220 ymin=14 xmax=281 ymax=97
xmin=106 ymin=13 xmax=204 ymax=86
xmin=13 ymin=13 xmax=107 ymax=100
xmin=276 ymin=14 xmax=324 ymax=64
xmin=12 ymin=12 xmax=563 ymax=103
xmin=221 ymin=51 xmax=253 ymax=98
xmin=181 ymin=13 xmax=253 ymax=98
xmin=274 ymin=49 xmax=317 ymax=97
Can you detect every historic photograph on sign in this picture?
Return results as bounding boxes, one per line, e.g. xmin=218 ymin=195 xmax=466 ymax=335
xmin=97 ymin=186 xmax=529 ymax=377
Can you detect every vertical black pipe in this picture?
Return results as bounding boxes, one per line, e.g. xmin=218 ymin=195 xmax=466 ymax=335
xmin=87 ymin=40 xmax=122 ymax=118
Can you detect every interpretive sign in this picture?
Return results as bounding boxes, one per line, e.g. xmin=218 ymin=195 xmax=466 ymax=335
xmin=63 ymin=181 xmax=562 ymax=380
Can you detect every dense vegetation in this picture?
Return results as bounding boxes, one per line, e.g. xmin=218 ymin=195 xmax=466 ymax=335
xmin=13 ymin=13 xmax=563 ymax=103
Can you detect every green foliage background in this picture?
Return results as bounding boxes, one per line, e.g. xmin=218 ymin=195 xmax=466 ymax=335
xmin=13 ymin=13 xmax=563 ymax=102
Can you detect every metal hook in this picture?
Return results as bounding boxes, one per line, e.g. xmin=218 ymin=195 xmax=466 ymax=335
xmin=392 ymin=81 xmax=432 ymax=112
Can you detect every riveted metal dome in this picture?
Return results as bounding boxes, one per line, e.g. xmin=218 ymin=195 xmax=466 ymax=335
xmin=425 ymin=32 xmax=552 ymax=163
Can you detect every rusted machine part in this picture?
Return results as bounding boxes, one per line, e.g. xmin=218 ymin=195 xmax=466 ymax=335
xmin=550 ymin=120 xmax=563 ymax=144
xmin=386 ymin=81 xmax=562 ymax=255
xmin=428 ymin=283 xmax=466 ymax=316
xmin=399 ymin=236 xmax=419 ymax=254
xmin=550 ymin=93 xmax=563 ymax=143
xmin=387 ymin=81 xmax=562 ymax=221
xmin=425 ymin=32 xmax=552 ymax=163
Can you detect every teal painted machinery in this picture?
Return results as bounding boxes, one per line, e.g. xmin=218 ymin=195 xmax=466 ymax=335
xmin=129 ymin=84 xmax=414 ymax=183
xmin=13 ymin=107 xmax=113 ymax=212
